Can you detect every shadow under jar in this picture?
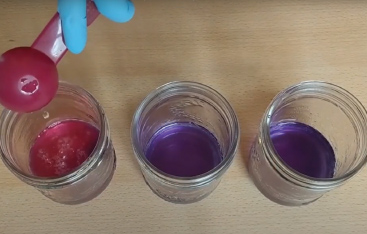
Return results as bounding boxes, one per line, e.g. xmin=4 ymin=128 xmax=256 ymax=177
xmin=249 ymin=81 xmax=367 ymax=206
xmin=131 ymin=81 xmax=240 ymax=204
xmin=0 ymin=82 xmax=116 ymax=205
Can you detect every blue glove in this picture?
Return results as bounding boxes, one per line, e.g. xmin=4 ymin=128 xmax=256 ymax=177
xmin=58 ymin=0 xmax=135 ymax=54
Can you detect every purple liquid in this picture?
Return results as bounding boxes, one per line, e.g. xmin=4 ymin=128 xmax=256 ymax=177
xmin=270 ymin=121 xmax=336 ymax=178
xmin=145 ymin=122 xmax=222 ymax=177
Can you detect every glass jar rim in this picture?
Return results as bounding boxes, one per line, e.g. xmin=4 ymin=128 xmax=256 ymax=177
xmin=261 ymin=80 xmax=367 ymax=188
xmin=0 ymin=81 xmax=109 ymax=188
xmin=131 ymin=81 xmax=240 ymax=186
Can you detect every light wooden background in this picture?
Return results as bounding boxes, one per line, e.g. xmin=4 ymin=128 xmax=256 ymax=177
xmin=1 ymin=0 xmax=367 ymax=233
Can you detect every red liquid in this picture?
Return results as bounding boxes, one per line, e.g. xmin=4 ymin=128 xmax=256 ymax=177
xmin=29 ymin=120 xmax=99 ymax=177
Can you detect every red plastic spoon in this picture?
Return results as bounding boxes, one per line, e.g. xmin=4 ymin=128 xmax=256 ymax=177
xmin=0 ymin=0 xmax=100 ymax=113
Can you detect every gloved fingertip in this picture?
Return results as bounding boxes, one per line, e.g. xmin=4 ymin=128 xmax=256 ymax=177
xmin=61 ymin=20 xmax=87 ymax=54
xmin=123 ymin=1 xmax=135 ymax=22
xmin=65 ymin=36 xmax=87 ymax=54
xmin=58 ymin=0 xmax=87 ymax=54
xmin=94 ymin=0 xmax=135 ymax=23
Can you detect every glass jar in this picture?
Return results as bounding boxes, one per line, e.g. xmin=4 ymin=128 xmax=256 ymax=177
xmin=131 ymin=81 xmax=240 ymax=204
xmin=249 ymin=81 xmax=367 ymax=206
xmin=0 ymin=82 xmax=116 ymax=205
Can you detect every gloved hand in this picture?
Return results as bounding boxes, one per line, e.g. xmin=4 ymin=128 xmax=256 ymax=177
xmin=58 ymin=0 xmax=135 ymax=54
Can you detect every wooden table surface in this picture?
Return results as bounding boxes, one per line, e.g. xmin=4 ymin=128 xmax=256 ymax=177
xmin=1 ymin=0 xmax=367 ymax=233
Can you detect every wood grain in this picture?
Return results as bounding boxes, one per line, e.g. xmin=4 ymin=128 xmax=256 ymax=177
xmin=1 ymin=0 xmax=367 ymax=233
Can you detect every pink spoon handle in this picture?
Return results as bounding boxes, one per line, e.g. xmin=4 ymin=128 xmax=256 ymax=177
xmin=31 ymin=0 xmax=100 ymax=65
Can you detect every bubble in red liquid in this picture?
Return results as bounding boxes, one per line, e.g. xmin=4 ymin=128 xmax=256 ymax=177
xmin=0 ymin=47 xmax=58 ymax=112
xmin=19 ymin=76 xmax=39 ymax=94
xmin=29 ymin=120 xmax=100 ymax=178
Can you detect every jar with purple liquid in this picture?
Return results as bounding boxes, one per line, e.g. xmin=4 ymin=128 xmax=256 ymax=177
xmin=249 ymin=81 xmax=367 ymax=206
xmin=131 ymin=81 xmax=239 ymax=204
xmin=0 ymin=82 xmax=116 ymax=205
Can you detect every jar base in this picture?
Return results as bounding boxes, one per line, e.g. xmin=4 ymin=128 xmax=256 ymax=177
xmin=142 ymin=173 xmax=213 ymax=204
xmin=41 ymin=151 xmax=116 ymax=205
xmin=249 ymin=166 xmax=322 ymax=206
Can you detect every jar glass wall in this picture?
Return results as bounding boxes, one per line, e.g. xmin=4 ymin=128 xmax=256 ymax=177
xmin=249 ymin=81 xmax=367 ymax=206
xmin=0 ymin=82 xmax=116 ymax=205
xmin=131 ymin=81 xmax=240 ymax=204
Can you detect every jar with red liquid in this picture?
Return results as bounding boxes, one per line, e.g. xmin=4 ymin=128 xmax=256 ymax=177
xmin=0 ymin=82 xmax=116 ymax=205
xmin=131 ymin=81 xmax=240 ymax=204
xmin=249 ymin=81 xmax=367 ymax=206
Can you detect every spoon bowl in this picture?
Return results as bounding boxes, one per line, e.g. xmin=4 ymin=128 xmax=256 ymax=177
xmin=0 ymin=0 xmax=99 ymax=113
xmin=0 ymin=47 xmax=58 ymax=112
